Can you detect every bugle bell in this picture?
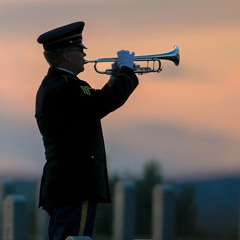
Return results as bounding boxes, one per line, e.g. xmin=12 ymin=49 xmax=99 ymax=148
xmin=85 ymin=45 xmax=180 ymax=75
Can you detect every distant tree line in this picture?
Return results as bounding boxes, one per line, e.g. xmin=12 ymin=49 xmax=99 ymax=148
xmin=95 ymin=159 xmax=197 ymax=238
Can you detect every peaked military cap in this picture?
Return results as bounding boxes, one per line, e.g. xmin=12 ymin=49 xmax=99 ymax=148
xmin=37 ymin=21 xmax=87 ymax=50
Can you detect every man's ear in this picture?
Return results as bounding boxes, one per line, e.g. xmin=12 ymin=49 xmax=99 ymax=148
xmin=63 ymin=50 xmax=71 ymax=62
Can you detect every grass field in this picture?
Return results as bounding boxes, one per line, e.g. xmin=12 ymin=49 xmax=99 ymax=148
xmin=28 ymin=234 xmax=237 ymax=240
xmin=95 ymin=235 xmax=237 ymax=240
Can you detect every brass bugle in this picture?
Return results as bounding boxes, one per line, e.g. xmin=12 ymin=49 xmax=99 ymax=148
xmin=85 ymin=45 xmax=180 ymax=75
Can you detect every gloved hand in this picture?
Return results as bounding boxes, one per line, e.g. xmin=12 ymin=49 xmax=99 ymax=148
xmin=117 ymin=50 xmax=135 ymax=69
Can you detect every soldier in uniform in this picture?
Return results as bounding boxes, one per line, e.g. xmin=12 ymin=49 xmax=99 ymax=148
xmin=35 ymin=21 xmax=139 ymax=240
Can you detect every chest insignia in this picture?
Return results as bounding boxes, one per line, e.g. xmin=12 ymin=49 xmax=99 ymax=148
xmin=80 ymin=86 xmax=92 ymax=96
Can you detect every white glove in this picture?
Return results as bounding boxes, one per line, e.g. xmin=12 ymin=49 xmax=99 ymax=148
xmin=117 ymin=50 xmax=135 ymax=69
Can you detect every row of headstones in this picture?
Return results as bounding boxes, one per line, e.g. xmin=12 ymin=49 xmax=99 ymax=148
xmin=0 ymin=179 xmax=48 ymax=240
xmin=113 ymin=182 xmax=175 ymax=240
xmin=1 ymin=180 xmax=175 ymax=240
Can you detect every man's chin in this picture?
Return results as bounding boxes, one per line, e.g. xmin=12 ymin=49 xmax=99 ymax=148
xmin=76 ymin=66 xmax=84 ymax=75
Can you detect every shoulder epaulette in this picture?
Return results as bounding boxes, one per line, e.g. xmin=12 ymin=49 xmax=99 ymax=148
xmin=60 ymin=75 xmax=94 ymax=96
xmin=61 ymin=75 xmax=76 ymax=83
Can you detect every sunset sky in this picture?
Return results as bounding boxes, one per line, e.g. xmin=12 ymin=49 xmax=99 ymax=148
xmin=0 ymin=0 xmax=239 ymax=180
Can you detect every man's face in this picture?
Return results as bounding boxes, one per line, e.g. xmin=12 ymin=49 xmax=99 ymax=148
xmin=67 ymin=46 xmax=86 ymax=75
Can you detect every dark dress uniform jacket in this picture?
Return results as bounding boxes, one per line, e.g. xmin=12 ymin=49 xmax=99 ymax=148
xmin=35 ymin=67 xmax=138 ymax=208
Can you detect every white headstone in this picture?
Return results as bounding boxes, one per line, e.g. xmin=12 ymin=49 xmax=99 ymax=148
xmin=66 ymin=237 xmax=92 ymax=240
xmin=113 ymin=181 xmax=136 ymax=240
xmin=3 ymin=195 xmax=27 ymax=240
xmin=0 ymin=180 xmax=15 ymax=237
xmin=152 ymin=184 xmax=175 ymax=240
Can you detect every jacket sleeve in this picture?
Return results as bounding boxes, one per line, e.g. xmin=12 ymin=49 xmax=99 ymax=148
xmin=98 ymin=66 xmax=139 ymax=118
xmin=69 ymin=66 xmax=139 ymax=119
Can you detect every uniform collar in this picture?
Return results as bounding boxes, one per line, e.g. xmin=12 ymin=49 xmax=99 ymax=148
xmin=56 ymin=67 xmax=75 ymax=76
xmin=47 ymin=67 xmax=77 ymax=78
